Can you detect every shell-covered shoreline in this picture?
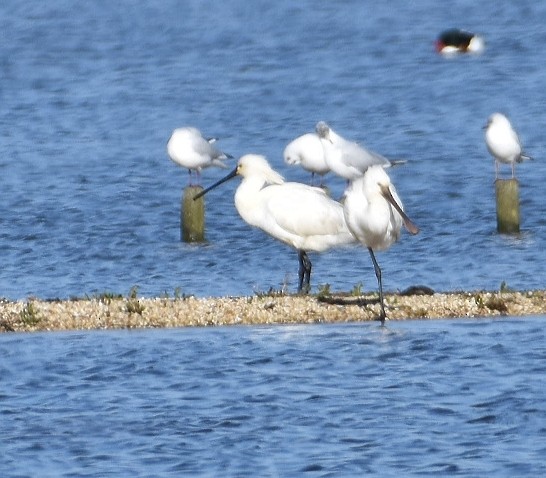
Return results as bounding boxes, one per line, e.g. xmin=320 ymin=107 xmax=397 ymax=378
xmin=1 ymin=290 xmax=545 ymax=333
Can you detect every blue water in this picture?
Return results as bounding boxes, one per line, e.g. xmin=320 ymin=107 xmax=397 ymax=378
xmin=1 ymin=317 xmax=545 ymax=477
xmin=0 ymin=0 xmax=545 ymax=300
xmin=2 ymin=6 xmax=546 ymax=478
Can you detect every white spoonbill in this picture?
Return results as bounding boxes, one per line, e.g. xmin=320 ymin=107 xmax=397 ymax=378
xmin=194 ymin=154 xmax=355 ymax=293
xmin=343 ymin=165 xmax=419 ymax=323
xmin=315 ymin=121 xmax=403 ymax=180
xmin=484 ymin=113 xmax=532 ymax=179
xmin=283 ymin=133 xmax=329 ymax=184
xmin=167 ymin=126 xmax=231 ymax=184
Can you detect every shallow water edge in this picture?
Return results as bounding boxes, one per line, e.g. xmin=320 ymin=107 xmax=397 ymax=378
xmin=1 ymin=289 xmax=545 ymax=333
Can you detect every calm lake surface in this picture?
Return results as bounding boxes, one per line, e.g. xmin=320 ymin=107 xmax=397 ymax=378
xmin=1 ymin=2 xmax=546 ymax=476
xmin=1 ymin=0 xmax=545 ymax=300
xmin=1 ymin=317 xmax=545 ymax=477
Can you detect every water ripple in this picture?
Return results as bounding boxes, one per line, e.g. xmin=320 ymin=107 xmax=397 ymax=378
xmin=3 ymin=317 xmax=544 ymax=476
xmin=0 ymin=0 xmax=545 ymax=299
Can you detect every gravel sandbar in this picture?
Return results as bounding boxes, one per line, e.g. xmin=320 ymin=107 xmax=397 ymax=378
xmin=1 ymin=290 xmax=545 ymax=333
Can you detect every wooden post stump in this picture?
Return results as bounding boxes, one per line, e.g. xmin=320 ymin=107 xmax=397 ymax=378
xmin=181 ymin=186 xmax=205 ymax=243
xmin=495 ymin=179 xmax=520 ymax=234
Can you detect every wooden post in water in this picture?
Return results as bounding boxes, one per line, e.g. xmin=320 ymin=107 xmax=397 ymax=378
xmin=181 ymin=186 xmax=205 ymax=242
xmin=495 ymin=179 xmax=520 ymax=234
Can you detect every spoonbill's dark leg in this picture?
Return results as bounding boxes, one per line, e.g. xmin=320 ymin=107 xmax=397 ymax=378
xmin=368 ymin=247 xmax=386 ymax=324
xmin=298 ymin=250 xmax=312 ymax=294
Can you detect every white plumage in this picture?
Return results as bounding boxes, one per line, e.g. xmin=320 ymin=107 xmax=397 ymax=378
xmin=484 ymin=113 xmax=532 ymax=179
xmin=283 ymin=133 xmax=329 ymax=184
xmin=343 ymin=165 xmax=419 ymax=322
xmin=315 ymin=121 xmax=395 ymax=180
xmin=195 ymin=154 xmax=355 ymax=292
xmin=167 ymin=126 xmax=230 ymax=182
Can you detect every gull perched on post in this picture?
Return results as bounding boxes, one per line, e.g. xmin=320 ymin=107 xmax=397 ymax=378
xmin=484 ymin=113 xmax=532 ymax=179
xmin=167 ymin=126 xmax=231 ymax=184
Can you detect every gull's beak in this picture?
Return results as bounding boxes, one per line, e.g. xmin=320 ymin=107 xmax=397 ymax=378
xmin=193 ymin=166 xmax=239 ymax=200
xmin=380 ymin=184 xmax=420 ymax=235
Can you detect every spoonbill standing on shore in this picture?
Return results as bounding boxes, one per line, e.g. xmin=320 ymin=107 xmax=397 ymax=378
xmin=315 ymin=121 xmax=403 ymax=180
xmin=343 ymin=165 xmax=419 ymax=323
xmin=283 ymin=133 xmax=329 ymax=185
xmin=167 ymin=126 xmax=230 ymax=184
xmin=194 ymin=154 xmax=355 ymax=293
xmin=484 ymin=113 xmax=532 ymax=179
